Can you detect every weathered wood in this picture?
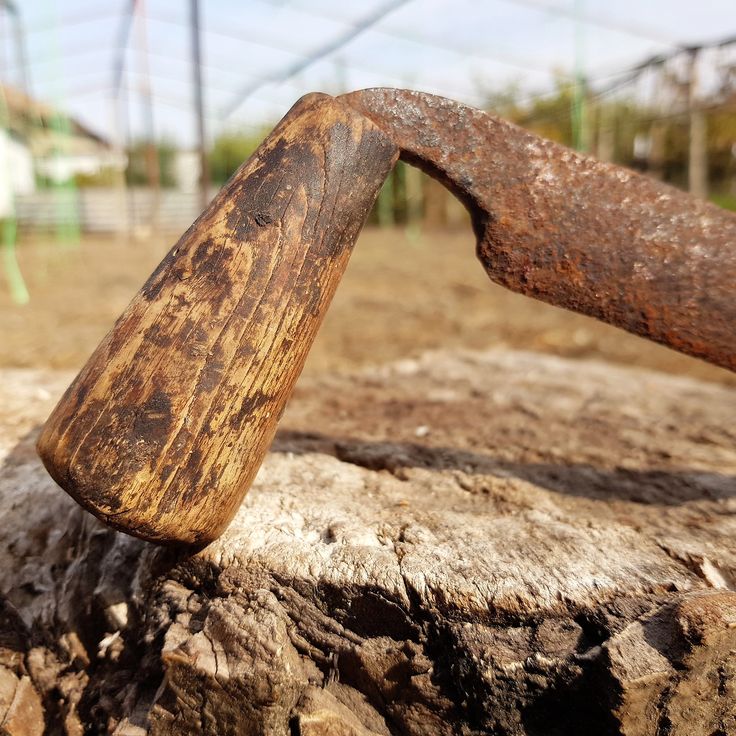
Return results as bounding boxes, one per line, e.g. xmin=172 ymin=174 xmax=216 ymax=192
xmin=2 ymin=352 xmax=735 ymax=734
xmin=36 ymin=94 xmax=398 ymax=546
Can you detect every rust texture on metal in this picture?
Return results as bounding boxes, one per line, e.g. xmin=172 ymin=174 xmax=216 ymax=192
xmin=343 ymin=88 xmax=736 ymax=372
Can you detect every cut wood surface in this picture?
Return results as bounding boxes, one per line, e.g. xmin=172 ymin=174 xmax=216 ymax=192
xmin=1 ymin=350 xmax=735 ymax=735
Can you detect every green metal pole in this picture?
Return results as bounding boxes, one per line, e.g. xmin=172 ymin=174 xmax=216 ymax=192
xmin=1 ymin=215 xmax=28 ymax=304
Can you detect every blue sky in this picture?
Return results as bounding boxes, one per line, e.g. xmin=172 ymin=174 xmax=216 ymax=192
xmin=2 ymin=0 xmax=735 ymax=146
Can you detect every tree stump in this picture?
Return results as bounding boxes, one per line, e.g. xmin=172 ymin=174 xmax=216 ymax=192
xmin=0 ymin=350 xmax=735 ymax=735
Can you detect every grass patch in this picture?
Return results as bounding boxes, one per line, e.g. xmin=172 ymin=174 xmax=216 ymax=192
xmin=710 ymin=192 xmax=736 ymax=211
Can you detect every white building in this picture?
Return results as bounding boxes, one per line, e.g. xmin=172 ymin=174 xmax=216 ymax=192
xmin=0 ymin=84 xmax=125 ymax=217
xmin=172 ymin=149 xmax=202 ymax=192
xmin=0 ymin=127 xmax=34 ymax=218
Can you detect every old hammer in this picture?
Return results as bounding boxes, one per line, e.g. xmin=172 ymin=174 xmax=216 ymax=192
xmin=37 ymin=89 xmax=736 ymax=546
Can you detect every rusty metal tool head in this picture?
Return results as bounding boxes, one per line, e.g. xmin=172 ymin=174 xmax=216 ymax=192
xmin=37 ymin=88 xmax=736 ymax=546
xmin=344 ymin=89 xmax=736 ymax=371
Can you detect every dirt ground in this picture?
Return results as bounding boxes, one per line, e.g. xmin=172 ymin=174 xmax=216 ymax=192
xmin=1 ymin=226 xmax=733 ymax=386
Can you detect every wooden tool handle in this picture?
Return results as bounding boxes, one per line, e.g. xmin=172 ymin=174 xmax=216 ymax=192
xmin=37 ymin=93 xmax=398 ymax=545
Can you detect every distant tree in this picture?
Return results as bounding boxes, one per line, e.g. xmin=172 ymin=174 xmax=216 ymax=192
xmin=708 ymin=101 xmax=736 ymax=200
xmin=209 ymin=130 xmax=271 ymax=185
xmin=125 ymin=139 xmax=177 ymax=188
xmin=74 ymin=167 xmax=120 ymax=188
xmin=481 ymin=80 xmax=736 ymax=209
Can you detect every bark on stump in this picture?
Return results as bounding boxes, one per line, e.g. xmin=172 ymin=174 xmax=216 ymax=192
xmin=0 ymin=350 xmax=735 ymax=735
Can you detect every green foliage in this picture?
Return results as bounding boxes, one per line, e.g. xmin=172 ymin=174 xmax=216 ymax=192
xmin=74 ymin=167 xmax=121 ymax=188
xmin=125 ymin=139 xmax=177 ymax=188
xmin=209 ymin=129 xmax=271 ymax=185
xmin=509 ymin=82 xmax=577 ymax=147
xmin=708 ymin=108 xmax=736 ymax=186
xmin=483 ymin=82 xmax=736 ymax=194
xmin=367 ymin=162 xmax=417 ymax=226
xmin=711 ymin=192 xmax=736 ymax=211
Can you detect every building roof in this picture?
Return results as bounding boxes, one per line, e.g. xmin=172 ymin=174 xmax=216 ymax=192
xmin=0 ymin=83 xmax=112 ymax=154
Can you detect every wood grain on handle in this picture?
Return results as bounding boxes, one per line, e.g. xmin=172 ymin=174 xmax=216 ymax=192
xmin=37 ymin=93 xmax=399 ymax=546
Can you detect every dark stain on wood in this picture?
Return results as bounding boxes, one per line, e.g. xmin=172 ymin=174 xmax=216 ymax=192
xmin=132 ymin=389 xmax=173 ymax=443
xmin=253 ymin=211 xmax=274 ymax=227
xmin=228 ymin=389 xmax=273 ymax=431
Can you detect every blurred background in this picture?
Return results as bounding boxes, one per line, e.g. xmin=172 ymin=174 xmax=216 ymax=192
xmin=0 ymin=0 xmax=735 ymax=384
